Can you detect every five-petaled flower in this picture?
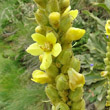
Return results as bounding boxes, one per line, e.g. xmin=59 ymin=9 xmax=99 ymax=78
xmin=26 ymin=32 xmax=62 ymax=70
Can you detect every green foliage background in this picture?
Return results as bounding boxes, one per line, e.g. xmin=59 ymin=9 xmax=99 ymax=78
xmin=0 ymin=0 xmax=110 ymax=110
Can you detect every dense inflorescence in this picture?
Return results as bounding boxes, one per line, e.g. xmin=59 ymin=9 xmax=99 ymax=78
xmin=101 ymin=20 xmax=110 ymax=107
xmin=26 ymin=0 xmax=86 ymax=110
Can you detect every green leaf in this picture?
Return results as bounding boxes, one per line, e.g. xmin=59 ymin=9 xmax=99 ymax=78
xmin=92 ymin=2 xmax=110 ymax=13
xmin=105 ymin=0 xmax=110 ymax=10
xmin=82 ymin=10 xmax=105 ymax=27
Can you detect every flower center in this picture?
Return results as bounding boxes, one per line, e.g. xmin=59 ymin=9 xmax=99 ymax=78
xmin=41 ymin=42 xmax=53 ymax=52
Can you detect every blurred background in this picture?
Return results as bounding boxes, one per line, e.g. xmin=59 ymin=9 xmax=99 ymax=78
xmin=0 ymin=0 xmax=110 ymax=110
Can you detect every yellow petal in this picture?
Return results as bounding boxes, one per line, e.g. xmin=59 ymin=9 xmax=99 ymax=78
xmin=105 ymin=20 xmax=110 ymax=35
xmin=46 ymin=32 xmax=56 ymax=44
xmin=26 ymin=43 xmax=43 ymax=56
xmin=62 ymin=6 xmax=71 ymax=17
xmin=65 ymin=27 xmax=86 ymax=41
xmin=40 ymin=53 xmax=52 ymax=70
xmin=69 ymin=9 xmax=78 ymax=21
xmin=68 ymin=68 xmax=85 ymax=91
xmin=31 ymin=70 xmax=51 ymax=84
xmin=31 ymin=33 xmax=47 ymax=45
xmin=52 ymin=43 xmax=62 ymax=57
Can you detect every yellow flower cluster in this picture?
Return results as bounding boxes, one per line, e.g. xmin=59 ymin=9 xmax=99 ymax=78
xmin=26 ymin=0 xmax=86 ymax=109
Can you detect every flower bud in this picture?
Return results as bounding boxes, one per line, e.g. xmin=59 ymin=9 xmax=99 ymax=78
xmin=104 ymin=58 xmax=110 ymax=65
xmin=57 ymin=49 xmax=72 ymax=65
xmin=68 ymin=68 xmax=85 ymax=91
xmin=107 ymin=46 xmax=110 ymax=52
xmin=35 ymin=9 xmax=48 ymax=26
xmin=34 ymin=0 xmax=47 ymax=8
xmin=107 ymin=42 xmax=110 ymax=47
xmin=47 ymin=0 xmax=59 ymax=13
xmin=56 ymin=74 xmax=69 ymax=91
xmin=107 ymin=90 xmax=110 ymax=95
xmin=31 ymin=70 xmax=51 ymax=84
xmin=106 ymin=52 xmax=110 ymax=59
xmin=70 ymin=56 xmax=81 ymax=72
xmin=45 ymin=84 xmax=61 ymax=105
xmin=35 ymin=26 xmax=46 ymax=35
xmin=106 ymin=101 xmax=110 ymax=106
xmin=59 ymin=0 xmax=70 ymax=13
xmin=65 ymin=27 xmax=86 ymax=41
xmin=59 ymin=91 xmax=68 ymax=102
xmin=69 ymin=87 xmax=83 ymax=102
xmin=105 ymin=66 xmax=110 ymax=72
xmin=49 ymin=12 xmax=60 ymax=29
xmin=71 ymin=99 xmax=85 ymax=110
xmin=46 ymin=63 xmax=59 ymax=79
xmin=56 ymin=102 xmax=70 ymax=110
xmin=107 ymin=95 xmax=110 ymax=100
xmin=59 ymin=14 xmax=72 ymax=33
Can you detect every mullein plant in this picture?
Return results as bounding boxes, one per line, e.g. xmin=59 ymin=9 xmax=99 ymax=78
xmin=101 ymin=20 xmax=110 ymax=108
xmin=26 ymin=0 xmax=86 ymax=110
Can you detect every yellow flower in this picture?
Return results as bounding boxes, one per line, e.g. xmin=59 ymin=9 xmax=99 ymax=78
xmin=68 ymin=68 xmax=85 ymax=91
xmin=62 ymin=6 xmax=78 ymax=21
xmin=31 ymin=70 xmax=51 ymax=84
xmin=105 ymin=20 xmax=110 ymax=35
xmin=26 ymin=32 xmax=62 ymax=70
xmin=65 ymin=27 xmax=86 ymax=41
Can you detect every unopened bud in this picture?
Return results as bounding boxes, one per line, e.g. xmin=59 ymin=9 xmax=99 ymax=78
xmin=69 ymin=87 xmax=83 ymax=102
xmin=106 ymin=52 xmax=110 ymax=59
xmin=59 ymin=14 xmax=71 ymax=33
xmin=56 ymin=102 xmax=70 ymax=110
xmin=47 ymin=0 xmax=59 ymax=13
xmin=49 ymin=12 xmax=60 ymax=29
xmin=35 ymin=26 xmax=46 ymax=35
xmin=45 ymin=84 xmax=61 ymax=105
xmin=71 ymin=99 xmax=85 ymax=110
xmin=46 ymin=63 xmax=59 ymax=79
xmin=65 ymin=27 xmax=85 ymax=41
xmin=59 ymin=0 xmax=70 ymax=13
xmin=34 ymin=0 xmax=47 ymax=8
xmin=104 ymin=58 xmax=110 ymax=65
xmin=35 ymin=9 xmax=48 ymax=26
xmin=56 ymin=74 xmax=69 ymax=91
xmin=105 ymin=66 xmax=110 ymax=72
xmin=107 ymin=46 xmax=110 ymax=52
